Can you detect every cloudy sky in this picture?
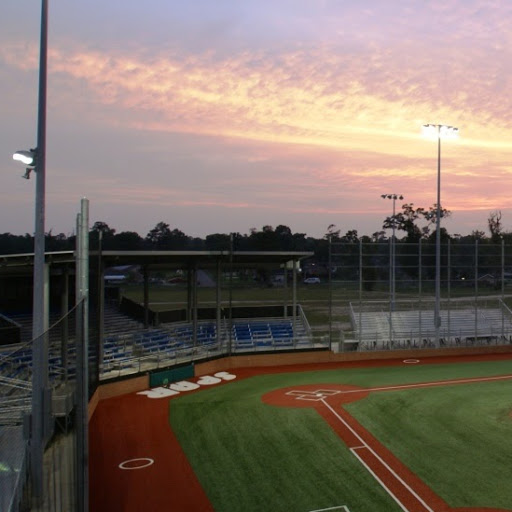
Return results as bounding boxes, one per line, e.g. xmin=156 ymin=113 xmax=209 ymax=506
xmin=2 ymin=1 xmax=512 ymax=239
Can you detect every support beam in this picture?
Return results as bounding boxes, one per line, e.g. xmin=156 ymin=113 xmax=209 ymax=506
xmin=143 ymin=265 xmax=149 ymax=329
xmin=216 ymin=259 xmax=221 ymax=349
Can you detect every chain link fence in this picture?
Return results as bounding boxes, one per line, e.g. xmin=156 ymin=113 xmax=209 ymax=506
xmin=329 ymin=239 xmax=512 ymax=349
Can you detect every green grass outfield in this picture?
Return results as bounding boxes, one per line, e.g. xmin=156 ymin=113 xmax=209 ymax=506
xmin=169 ymin=358 xmax=512 ymax=512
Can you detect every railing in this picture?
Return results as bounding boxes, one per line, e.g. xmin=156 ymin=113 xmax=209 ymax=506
xmin=297 ymin=304 xmax=312 ymax=339
xmin=348 ymin=297 xmax=512 ymax=351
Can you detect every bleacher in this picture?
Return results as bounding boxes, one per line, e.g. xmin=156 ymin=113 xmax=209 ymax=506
xmin=0 ymin=304 xmax=314 ymax=382
xmin=231 ymin=319 xmax=305 ymax=350
xmin=350 ymin=305 xmax=512 ymax=349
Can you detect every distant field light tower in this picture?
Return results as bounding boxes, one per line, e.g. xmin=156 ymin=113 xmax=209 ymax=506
xmin=422 ymin=123 xmax=459 ymax=347
xmin=381 ymin=194 xmax=404 ymax=312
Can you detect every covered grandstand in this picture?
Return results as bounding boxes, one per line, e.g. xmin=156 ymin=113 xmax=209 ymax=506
xmin=0 ymin=248 xmax=315 ymax=511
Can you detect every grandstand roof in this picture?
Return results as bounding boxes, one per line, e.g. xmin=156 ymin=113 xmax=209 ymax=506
xmin=0 ymin=250 xmax=314 ymax=276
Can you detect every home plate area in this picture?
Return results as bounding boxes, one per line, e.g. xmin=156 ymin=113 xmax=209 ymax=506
xmin=286 ymin=389 xmax=342 ymax=401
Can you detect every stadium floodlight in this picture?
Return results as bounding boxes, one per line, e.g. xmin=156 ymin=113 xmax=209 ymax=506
xmin=13 ymin=149 xmax=36 ymax=166
xmin=13 ymin=149 xmax=37 ymax=179
xmin=381 ymin=193 xmax=404 ymax=313
xmin=422 ymin=124 xmax=459 ymax=140
xmin=422 ymin=123 xmax=459 ymax=348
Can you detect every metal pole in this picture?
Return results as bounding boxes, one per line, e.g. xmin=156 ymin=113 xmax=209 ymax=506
xmin=283 ymin=265 xmax=288 ymax=318
xmin=447 ymin=238 xmax=451 ymax=343
xmin=97 ymin=232 xmax=104 ymax=370
xmin=392 ymin=196 xmax=396 ymax=311
xmin=388 ymin=236 xmax=393 ymax=347
xmin=435 ymin=126 xmax=442 ymax=347
xmin=228 ymin=234 xmax=233 ymax=354
xmin=216 ymin=259 xmax=221 ymax=350
xmin=502 ymin=237 xmax=505 ymax=339
xmin=292 ymin=258 xmax=297 ymax=347
xmin=75 ymin=198 xmax=89 ymax=512
xmin=359 ymin=238 xmax=362 ymax=346
xmin=389 ymin=235 xmax=392 ymax=313
xmin=31 ymin=0 xmax=48 ymax=502
xmin=474 ymin=239 xmax=478 ymax=341
xmin=192 ymin=264 xmax=198 ymax=349
xmin=328 ymin=236 xmax=332 ymax=350
xmin=60 ymin=267 xmax=69 ymax=383
xmin=418 ymin=238 xmax=422 ymax=344
xmin=143 ymin=265 xmax=149 ymax=328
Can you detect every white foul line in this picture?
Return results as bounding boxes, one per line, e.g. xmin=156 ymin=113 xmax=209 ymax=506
xmin=333 ymin=373 xmax=512 ymax=396
xmin=321 ymin=398 xmax=435 ymax=512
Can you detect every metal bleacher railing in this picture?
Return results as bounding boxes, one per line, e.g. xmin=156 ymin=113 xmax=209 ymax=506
xmin=99 ymin=305 xmax=315 ymax=379
xmin=348 ymin=297 xmax=512 ymax=350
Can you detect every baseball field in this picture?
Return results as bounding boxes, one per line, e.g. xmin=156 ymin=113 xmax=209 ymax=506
xmin=89 ymin=353 xmax=512 ymax=512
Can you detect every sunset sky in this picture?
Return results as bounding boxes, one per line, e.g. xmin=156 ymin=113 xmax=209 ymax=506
xmin=2 ymin=1 xmax=512 ymax=240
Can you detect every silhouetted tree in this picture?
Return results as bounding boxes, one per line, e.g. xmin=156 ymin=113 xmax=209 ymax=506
xmin=90 ymin=221 xmax=116 ymax=249
xmin=384 ymin=203 xmax=451 ymax=242
xmin=488 ymin=210 xmax=503 ymax=242
xmin=113 ymin=231 xmax=144 ymax=250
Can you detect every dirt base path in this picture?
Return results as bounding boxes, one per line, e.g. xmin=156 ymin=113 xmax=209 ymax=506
xmin=262 ymin=381 xmax=510 ymax=512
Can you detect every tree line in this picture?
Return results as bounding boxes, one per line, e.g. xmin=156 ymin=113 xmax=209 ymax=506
xmin=0 ymin=206 xmax=510 ymax=259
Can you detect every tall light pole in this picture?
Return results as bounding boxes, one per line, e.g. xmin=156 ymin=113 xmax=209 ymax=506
xmin=12 ymin=0 xmax=48 ymax=502
xmin=422 ymin=124 xmax=459 ymax=347
xmin=381 ymin=194 xmax=403 ymax=312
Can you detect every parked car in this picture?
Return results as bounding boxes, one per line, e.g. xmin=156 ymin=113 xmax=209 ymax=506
xmin=303 ymin=277 xmax=321 ymax=284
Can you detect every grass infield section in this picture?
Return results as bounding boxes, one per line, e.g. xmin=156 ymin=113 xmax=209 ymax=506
xmin=169 ymin=358 xmax=512 ymax=512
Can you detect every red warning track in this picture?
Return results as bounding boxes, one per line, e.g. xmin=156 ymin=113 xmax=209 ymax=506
xmin=262 ymin=379 xmax=512 ymax=512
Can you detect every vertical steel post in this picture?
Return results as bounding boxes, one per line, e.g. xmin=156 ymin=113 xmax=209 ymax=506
xmin=216 ymin=259 xmax=221 ymax=350
xmin=391 ymin=196 xmax=396 ymax=311
xmin=97 ymin=232 xmax=104 ymax=369
xmin=474 ymin=239 xmax=478 ymax=341
xmin=283 ymin=265 xmax=288 ymax=318
xmin=359 ymin=238 xmax=362 ymax=346
xmin=435 ymin=126 xmax=442 ymax=347
xmin=60 ymin=267 xmax=69 ymax=383
xmin=418 ymin=239 xmax=422 ymax=343
xmin=328 ymin=236 xmax=332 ymax=349
xmin=447 ymin=239 xmax=451 ymax=343
xmin=75 ymin=198 xmax=89 ymax=512
xmin=31 ymin=0 xmax=49 ymax=502
xmin=192 ymin=263 xmax=198 ymax=349
xmin=228 ymin=234 xmax=233 ymax=355
xmin=389 ymin=237 xmax=393 ymax=346
xmin=502 ymin=238 xmax=505 ymax=339
xmin=292 ymin=258 xmax=297 ymax=347
xmin=143 ymin=265 xmax=149 ymax=329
